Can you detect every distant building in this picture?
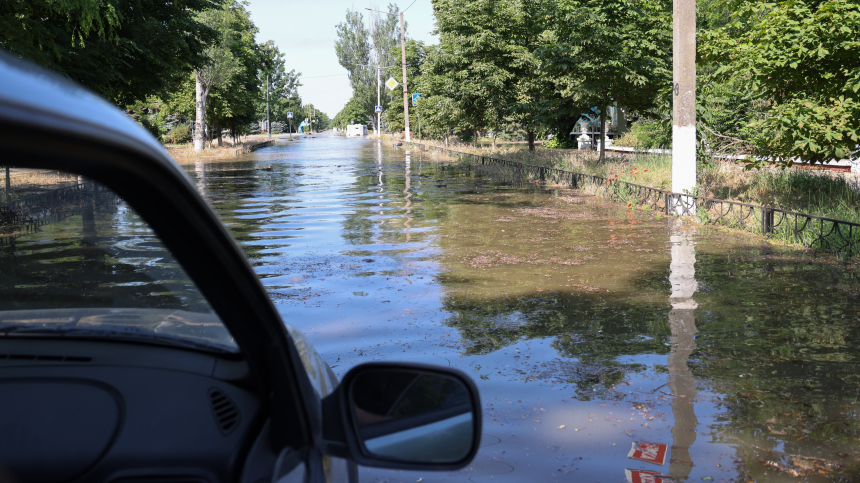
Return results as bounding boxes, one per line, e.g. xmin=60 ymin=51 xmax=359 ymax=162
xmin=346 ymin=124 xmax=367 ymax=137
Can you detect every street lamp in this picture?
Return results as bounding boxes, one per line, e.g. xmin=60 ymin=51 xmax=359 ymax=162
xmin=366 ymin=7 xmax=411 ymax=142
xmin=355 ymin=62 xmax=396 ymax=137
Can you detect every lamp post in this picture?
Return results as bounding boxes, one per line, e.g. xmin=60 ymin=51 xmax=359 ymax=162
xmin=354 ymin=62 xmax=396 ymax=137
xmin=366 ymin=8 xmax=411 ymax=142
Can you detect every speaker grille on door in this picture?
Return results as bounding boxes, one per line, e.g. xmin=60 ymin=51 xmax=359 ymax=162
xmin=208 ymin=388 xmax=240 ymax=435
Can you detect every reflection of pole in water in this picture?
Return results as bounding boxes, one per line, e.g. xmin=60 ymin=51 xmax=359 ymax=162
xmin=377 ymin=140 xmax=384 ymax=214
xmin=404 ymin=151 xmax=412 ymax=243
xmin=668 ymin=218 xmax=698 ymax=478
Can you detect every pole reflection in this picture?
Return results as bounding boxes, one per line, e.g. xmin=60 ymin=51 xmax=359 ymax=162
xmin=376 ymin=140 xmax=384 ymax=215
xmin=404 ymin=150 xmax=412 ymax=243
xmin=667 ymin=218 xmax=698 ymax=478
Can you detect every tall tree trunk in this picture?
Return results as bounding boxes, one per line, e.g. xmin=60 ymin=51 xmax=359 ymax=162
xmin=599 ymin=107 xmax=606 ymax=162
xmin=492 ymin=132 xmax=497 ymax=150
xmin=193 ymin=73 xmax=208 ymax=152
xmin=527 ymin=130 xmax=535 ymax=151
xmin=216 ymin=123 xmax=222 ymax=147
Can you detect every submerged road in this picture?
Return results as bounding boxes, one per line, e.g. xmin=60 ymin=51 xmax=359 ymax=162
xmin=191 ymin=132 xmax=860 ymax=482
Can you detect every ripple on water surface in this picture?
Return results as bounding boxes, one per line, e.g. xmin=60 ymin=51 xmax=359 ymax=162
xmin=194 ymin=134 xmax=860 ymax=482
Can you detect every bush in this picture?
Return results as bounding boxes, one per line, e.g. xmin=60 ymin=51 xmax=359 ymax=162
xmin=612 ymin=118 xmax=671 ymax=149
xmin=167 ymin=123 xmax=192 ymax=144
xmin=544 ymin=137 xmax=576 ymax=149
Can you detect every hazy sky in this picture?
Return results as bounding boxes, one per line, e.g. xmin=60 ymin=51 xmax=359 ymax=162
xmin=246 ymin=0 xmax=439 ymax=117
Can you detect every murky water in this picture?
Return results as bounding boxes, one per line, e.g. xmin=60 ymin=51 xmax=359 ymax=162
xmin=193 ymin=133 xmax=860 ymax=482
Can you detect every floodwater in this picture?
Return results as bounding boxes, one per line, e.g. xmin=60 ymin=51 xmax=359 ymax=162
xmin=194 ymin=132 xmax=860 ymax=482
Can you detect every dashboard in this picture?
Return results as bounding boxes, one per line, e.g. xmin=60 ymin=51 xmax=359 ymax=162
xmin=0 ymin=338 xmax=265 ymax=483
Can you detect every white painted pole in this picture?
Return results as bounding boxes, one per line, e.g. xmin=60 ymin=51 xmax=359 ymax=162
xmin=400 ymin=12 xmax=411 ymax=142
xmin=672 ymin=0 xmax=696 ymax=214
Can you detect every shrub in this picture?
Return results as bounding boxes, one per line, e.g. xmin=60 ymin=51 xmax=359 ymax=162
xmin=167 ymin=123 xmax=192 ymax=144
xmin=544 ymin=137 xmax=576 ymax=149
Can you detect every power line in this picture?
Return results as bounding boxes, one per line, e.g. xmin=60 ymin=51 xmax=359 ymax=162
xmin=302 ymin=73 xmax=348 ymax=79
xmin=300 ymin=85 xmax=352 ymax=95
xmin=403 ymin=0 xmax=418 ymax=12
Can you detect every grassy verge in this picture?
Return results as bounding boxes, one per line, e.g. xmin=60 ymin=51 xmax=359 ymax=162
xmin=165 ymin=135 xmax=278 ymax=165
xmin=416 ymin=139 xmax=860 ymax=254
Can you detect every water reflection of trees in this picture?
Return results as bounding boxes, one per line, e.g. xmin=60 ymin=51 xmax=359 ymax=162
xmin=195 ymin=158 xmax=301 ymax=262
xmin=338 ymin=145 xmax=458 ymax=247
xmin=0 ymin=197 xmax=199 ymax=311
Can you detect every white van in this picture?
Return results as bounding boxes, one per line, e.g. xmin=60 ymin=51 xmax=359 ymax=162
xmin=346 ymin=124 xmax=367 ymax=137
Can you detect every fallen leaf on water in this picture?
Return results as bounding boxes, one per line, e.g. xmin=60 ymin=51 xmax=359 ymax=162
xmin=557 ymin=425 xmax=565 ymax=429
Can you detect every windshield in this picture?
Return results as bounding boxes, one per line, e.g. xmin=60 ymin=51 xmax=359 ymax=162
xmin=0 ymin=168 xmax=237 ymax=353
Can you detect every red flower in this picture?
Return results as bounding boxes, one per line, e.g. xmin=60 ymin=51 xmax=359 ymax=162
xmin=644 ymin=169 xmax=649 ymax=172
xmin=627 ymin=203 xmax=632 ymax=207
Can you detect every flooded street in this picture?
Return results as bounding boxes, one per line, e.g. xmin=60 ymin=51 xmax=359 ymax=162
xmin=195 ymin=133 xmax=860 ymax=482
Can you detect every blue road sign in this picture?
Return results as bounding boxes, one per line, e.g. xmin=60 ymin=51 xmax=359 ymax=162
xmin=375 ymin=106 xmax=382 ymax=113
xmin=287 ymin=112 xmax=293 ymax=119
xmin=412 ymin=93 xmax=422 ymax=106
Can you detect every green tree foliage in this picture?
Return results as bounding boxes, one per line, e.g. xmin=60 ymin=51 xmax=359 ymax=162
xmin=192 ymin=2 xmax=250 ymax=150
xmin=255 ymin=41 xmax=302 ymax=129
xmin=432 ymin=0 xmax=545 ymax=148
xmin=701 ymin=0 xmax=860 ymax=166
xmin=333 ymin=98 xmax=370 ymax=128
xmin=383 ymin=40 xmax=429 ymax=132
xmin=0 ymin=0 xmax=217 ymax=105
xmin=335 ymin=4 xmax=404 ymax=133
xmin=540 ymin=0 xmax=672 ymax=159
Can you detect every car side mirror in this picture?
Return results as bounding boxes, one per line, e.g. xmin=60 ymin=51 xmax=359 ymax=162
xmin=321 ymin=362 xmax=481 ymax=470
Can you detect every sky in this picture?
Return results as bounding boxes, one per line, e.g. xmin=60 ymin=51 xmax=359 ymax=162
xmin=246 ymin=0 xmax=439 ymax=117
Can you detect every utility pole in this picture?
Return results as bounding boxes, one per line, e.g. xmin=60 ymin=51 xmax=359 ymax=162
xmin=399 ymin=12 xmax=410 ymax=142
xmin=672 ymin=0 xmax=696 ymax=213
xmin=288 ymin=98 xmax=293 ymax=141
xmin=366 ymin=8 xmax=411 ymax=142
xmin=266 ymin=74 xmax=271 ymax=139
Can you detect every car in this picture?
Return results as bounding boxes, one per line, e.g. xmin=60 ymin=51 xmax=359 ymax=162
xmin=0 ymin=52 xmax=481 ymax=482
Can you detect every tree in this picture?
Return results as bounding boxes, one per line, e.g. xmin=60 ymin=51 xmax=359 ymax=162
xmin=335 ymin=4 xmax=405 ymax=133
xmin=193 ymin=1 xmax=250 ymax=151
xmin=701 ymin=0 xmax=860 ymax=166
xmin=0 ymin=0 xmax=217 ymax=105
xmin=432 ymin=0 xmax=523 ymax=146
xmin=539 ymin=0 xmax=672 ymax=160
xmin=254 ymin=41 xmax=302 ymax=135
xmin=333 ymin=99 xmax=369 ymax=128
xmin=383 ymin=40 xmax=429 ymax=132
xmin=335 ymin=9 xmax=376 ymax=130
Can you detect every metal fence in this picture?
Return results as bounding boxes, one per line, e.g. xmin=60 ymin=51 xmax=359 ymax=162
xmin=1 ymin=182 xmax=116 ymax=231
xmin=409 ymin=143 xmax=860 ymax=257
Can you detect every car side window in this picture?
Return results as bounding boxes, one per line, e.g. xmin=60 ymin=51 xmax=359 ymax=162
xmin=0 ymin=168 xmax=237 ymax=352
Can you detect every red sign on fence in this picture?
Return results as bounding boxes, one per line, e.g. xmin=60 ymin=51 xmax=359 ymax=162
xmin=627 ymin=441 xmax=668 ymax=465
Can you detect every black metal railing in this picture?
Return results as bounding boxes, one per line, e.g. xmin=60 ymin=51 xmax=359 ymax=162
xmin=408 ymin=142 xmax=860 ymax=257
xmin=1 ymin=182 xmax=116 ymax=231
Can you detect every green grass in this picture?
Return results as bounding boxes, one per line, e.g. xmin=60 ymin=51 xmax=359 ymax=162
xmin=421 ymin=139 xmax=860 ymax=255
